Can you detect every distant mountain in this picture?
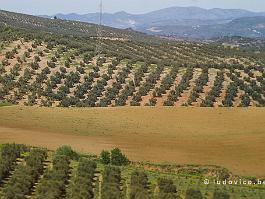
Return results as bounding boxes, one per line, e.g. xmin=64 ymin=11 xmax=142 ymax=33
xmin=40 ymin=6 xmax=265 ymax=39
xmin=139 ymin=16 xmax=265 ymax=39
xmin=138 ymin=7 xmax=263 ymax=22
xmin=40 ymin=11 xmax=138 ymax=29
xmin=0 ymin=10 xmax=151 ymax=42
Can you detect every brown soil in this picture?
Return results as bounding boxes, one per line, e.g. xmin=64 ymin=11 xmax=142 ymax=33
xmin=1 ymin=106 xmax=265 ymax=177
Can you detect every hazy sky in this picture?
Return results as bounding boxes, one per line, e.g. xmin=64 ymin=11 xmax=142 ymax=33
xmin=0 ymin=0 xmax=265 ymax=15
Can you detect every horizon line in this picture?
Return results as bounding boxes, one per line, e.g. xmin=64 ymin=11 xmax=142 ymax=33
xmin=1 ymin=5 xmax=265 ymax=17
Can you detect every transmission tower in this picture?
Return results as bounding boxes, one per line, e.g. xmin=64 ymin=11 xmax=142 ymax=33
xmin=95 ymin=0 xmax=103 ymax=58
xmin=99 ymin=0 xmax=103 ymax=26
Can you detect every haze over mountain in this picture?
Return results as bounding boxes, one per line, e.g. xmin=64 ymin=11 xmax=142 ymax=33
xmin=0 ymin=9 xmax=150 ymax=39
xmin=41 ymin=6 xmax=265 ymax=40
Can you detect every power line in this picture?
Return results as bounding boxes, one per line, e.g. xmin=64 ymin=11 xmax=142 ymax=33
xmin=95 ymin=0 xmax=103 ymax=58
xmin=99 ymin=0 xmax=103 ymax=26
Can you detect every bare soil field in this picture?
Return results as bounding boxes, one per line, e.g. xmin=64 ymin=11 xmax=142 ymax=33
xmin=0 ymin=106 xmax=265 ymax=177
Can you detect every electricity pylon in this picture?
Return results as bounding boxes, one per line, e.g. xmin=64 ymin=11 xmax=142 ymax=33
xmin=95 ymin=0 xmax=103 ymax=58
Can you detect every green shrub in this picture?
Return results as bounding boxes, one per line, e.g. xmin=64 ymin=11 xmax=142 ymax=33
xmin=54 ymin=145 xmax=79 ymax=160
xmin=111 ymin=148 xmax=130 ymax=166
xmin=102 ymin=166 xmax=122 ymax=199
xmin=130 ymin=171 xmax=150 ymax=199
xmin=185 ymin=188 xmax=203 ymax=199
xmin=213 ymin=191 xmax=230 ymax=199
xmin=100 ymin=148 xmax=129 ymax=166
xmin=100 ymin=150 xmax=111 ymax=165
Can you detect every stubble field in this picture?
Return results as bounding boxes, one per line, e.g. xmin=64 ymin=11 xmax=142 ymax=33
xmin=0 ymin=106 xmax=265 ymax=177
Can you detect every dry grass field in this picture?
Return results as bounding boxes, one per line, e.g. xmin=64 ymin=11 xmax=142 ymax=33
xmin=0 ymin=105 xmax=265 ymax=177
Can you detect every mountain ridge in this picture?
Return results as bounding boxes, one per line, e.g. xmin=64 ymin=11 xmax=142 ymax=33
xmin=0 ymin=9 xmax=153 ymax=42
xmin=42 ymin=6 xmax=265 ymax=27
xmin=38 ymin=6 xmax=265 ymax=39
xmin=140 ymin=16 xmax=265 ymax=39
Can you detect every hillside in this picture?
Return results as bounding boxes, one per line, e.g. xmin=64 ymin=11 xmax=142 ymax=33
xmin=1 ymin=10 xmax=265 ymax=198
xmin=0 ymin=10 xmax=149 ymax=42
xmin=0 ymin=11 xmax=265 ymax=108
xmin=140 ymin=16 xmax=265 ymax=39
xmin=216 ymin=36 xmax=265 ymax=49
xmin=44 ymin=6 xmax=265 ymax=28
xmin=41 ymin=6 xmax=265 ymax=39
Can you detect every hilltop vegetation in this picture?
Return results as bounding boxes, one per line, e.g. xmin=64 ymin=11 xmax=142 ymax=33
xmin=0 ymin=11 xmax=265 ymax=107
xmin=0 ymin=10 xmax=150 ymax=42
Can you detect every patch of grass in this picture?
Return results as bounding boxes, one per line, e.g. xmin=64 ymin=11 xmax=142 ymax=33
xmin=0 ymin=101 xmax=12 ymax=107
